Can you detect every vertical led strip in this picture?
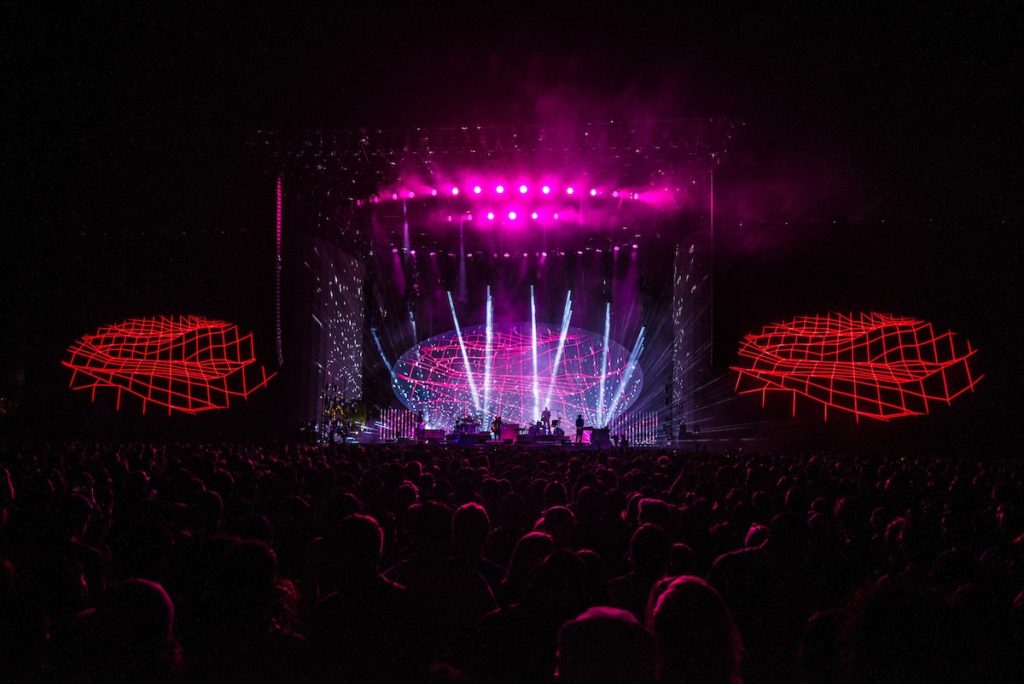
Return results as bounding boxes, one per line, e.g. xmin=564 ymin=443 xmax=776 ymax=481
xmin=275 ymin=175 xmax=284 ymax=366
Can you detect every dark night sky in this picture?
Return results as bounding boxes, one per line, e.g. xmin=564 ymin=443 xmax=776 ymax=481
xmin=2 ymin=2 xmax=1020 ymax=440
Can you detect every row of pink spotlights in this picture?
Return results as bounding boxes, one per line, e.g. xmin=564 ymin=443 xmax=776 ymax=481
xmin=391 ymin=244 xmax=640 ymax=255
xmin=477 ymin=210 xmax=554 ymax=221
xmin=363 ymin=185 xmax=643 ymax=204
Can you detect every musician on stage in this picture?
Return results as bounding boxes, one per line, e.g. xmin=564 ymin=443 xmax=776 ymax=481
xmin=414 ymin=411 xmax=425 ymax=440
xmin=491 ymin=415 xmax=502 ymax=440
xmin=575 ymin=414 xmax=585 ymax=444
xmin=541 ymin=406 xmax=551 ymax=432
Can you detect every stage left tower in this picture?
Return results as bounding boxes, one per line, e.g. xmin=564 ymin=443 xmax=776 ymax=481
xmin=259 ymin=132 xmax=375 ymax=432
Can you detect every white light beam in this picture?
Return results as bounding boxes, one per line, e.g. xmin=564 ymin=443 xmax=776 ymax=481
xmin=483 ymin=286 xmax=494 ymax=419
xmin=531 ymin=286 xmax=540 ymax=422
xmin=604 ymin=326 xmax=645 ymax=424
xmin=447 ymin=291 xmax=481 ymax=411
xmin=543 ymin=290 xmax=573 ymax=410
xmin=597 ymin=302 xmax=611 ymax=426
xmin=370 ymin=327 xmax=396 ymax=383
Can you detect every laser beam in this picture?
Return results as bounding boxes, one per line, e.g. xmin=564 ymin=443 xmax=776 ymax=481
xmin=543 ymin=290 xmax=573 ymax=410
xmin=531 ymin=285 xmax=540 ymax=422
xmin=604 ymin=326 xmax=645 ymax=424
xmin=483 ymin=286 xmax=494 ymax=419
xmin=370 ymin=327 xmax=396 ymax=383
xmin=597 ymin=302 xmax=611 ymax=426
xmin=447 ymin=291 xmax=481 ymax=411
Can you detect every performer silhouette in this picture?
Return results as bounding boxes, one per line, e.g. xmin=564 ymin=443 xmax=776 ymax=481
xmin=575 ymin=414 xmax=585 ymax=444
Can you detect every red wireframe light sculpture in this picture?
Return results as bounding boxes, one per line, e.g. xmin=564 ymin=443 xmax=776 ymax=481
xmin=63 ymin=316 xmax=275 ymax=414
xmin=731 ymin=313 xmax=981 ymax=421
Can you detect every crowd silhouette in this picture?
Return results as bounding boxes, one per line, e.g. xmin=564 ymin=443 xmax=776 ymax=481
xmin=0 ymin=442 xmax=1022 ymax=682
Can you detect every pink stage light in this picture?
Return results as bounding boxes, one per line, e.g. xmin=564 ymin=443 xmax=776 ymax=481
xmin=496 ymin=185 xmax=505 ymax=194
xmin=531 ymin=211 xmax=538 ymax=220
xmin=508 ymin=211 xmax=517 ymax=220
xmin=542 ymin=185 xmax=551 ymax=194
xmin=612 ymin=190 xmax=620 ymax=198
xmin=590 ymin=188 xmax=597 ymax=196
xmin=632 ymin=244 xmax=639 ymax=249
xmin=487 ymin=212 xmax=495 ymax=220
xmin=431 ymin=189 xmax=438 ymax=196
xmin=519 ymin=184 xmax=528 ymax=194
xmin=473 ymin=185 xmax=482 ymax=194
xmin=392 ymin=247 xmax=399 ymax=253
xmin=566 ymin=187 xmax=574 ymax=195
xmin=451 ymin=187 xmax=460 ymax=196
xmin=553 ymin=212 xmax=560 ymax=220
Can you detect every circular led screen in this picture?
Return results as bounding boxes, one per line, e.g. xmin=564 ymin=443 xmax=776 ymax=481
xmin=392 ymin=322 xmax=643 ymax=430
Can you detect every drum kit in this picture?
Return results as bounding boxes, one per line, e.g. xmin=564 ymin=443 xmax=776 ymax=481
xmin=452 ymin=414 xmax=481 ymax=435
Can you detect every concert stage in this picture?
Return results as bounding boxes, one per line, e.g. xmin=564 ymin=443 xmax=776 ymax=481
xmin=259 ymin=121 xmax=736 ymax=444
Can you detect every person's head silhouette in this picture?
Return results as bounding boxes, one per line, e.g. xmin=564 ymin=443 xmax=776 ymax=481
xmin=650 ymin=576 xmax=741 ymax=684
xmin=557 ymin=607 xmax=654 ymax=683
